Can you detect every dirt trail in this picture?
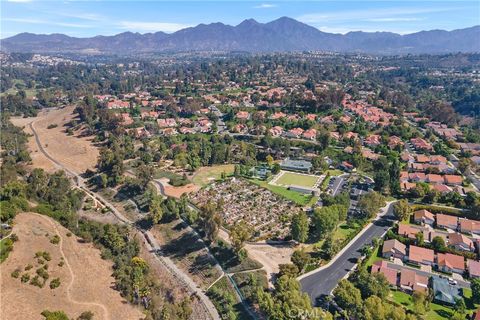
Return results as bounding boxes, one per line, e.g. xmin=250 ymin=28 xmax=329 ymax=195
xmin=35 ymin=213 xmax=110 ymax=320
xmin=1 ymin=212 xmax=144 ymax=320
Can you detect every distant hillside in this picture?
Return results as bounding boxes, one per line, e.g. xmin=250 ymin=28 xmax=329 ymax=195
xmin=1 ymin=17 xmax=479 ymax=55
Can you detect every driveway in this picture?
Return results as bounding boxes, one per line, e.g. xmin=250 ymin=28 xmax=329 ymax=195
xmin=299 ymin=202 xmax=396 ymax=304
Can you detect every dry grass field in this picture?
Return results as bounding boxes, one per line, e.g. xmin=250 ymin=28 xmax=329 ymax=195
xmin=10 ymin=106 xmax=99 ymax=174
xmin=1 ymin=212 xmax=144 ymax=320
xmin=191 ymin=164 xmax=234 ymax=187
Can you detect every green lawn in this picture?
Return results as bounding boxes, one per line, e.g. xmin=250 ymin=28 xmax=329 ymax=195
xmin=390 ymin=290 xmax=478 ymax=320
xmin=249 ymin=178 xmax=313 ymax=206
xmin=324 ymin=169 xmax=343 ymax=176
xmin=192 ymin=164 xmax=235 ymax=187
xmin=0 ymin=79 xmax=39 ymax=98
xmin=364 ymin=244 xmax=381 ymax=268
xmin=275 ymin=172 xmax=319 ymax=188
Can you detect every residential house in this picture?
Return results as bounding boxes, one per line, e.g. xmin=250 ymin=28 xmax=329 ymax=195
xmin=179 ymin=127 xmax=196 ymax=134
xmin=413 ymin=209 xmax=435 ymax=226
xmin=431 ymin=275 xmax=462 ymax=305
xmin=399 ymin=268 xmax=429 ymax=293
xmin=371 ymin=260 xmax=398 ymax=286
xmin=157 ymin=118 xmax=177 ymax=128
xmin=398 ymin=224 xmax=428 ymax=241
xmin=269 ymin=126 xmax=283 ymax=137
xmin=426 ymin=174 xmax=444 ymax=184
xmin=410 ymin=138 xmax=433 ymax=152
xmin=162 ymin=128 xmax=178 ymax=136
xmin=436 ymin=214 xmax=458 ymax=230
xmin=236 ymin=111 xmax=250 ymax=121
xmin=284 ymin=128 xmax=304 ymax=139
xmin=302 ymin=129 xmax=317 ymax=141
xmin=408 ymin=245 xmax=435 ymax=266
xmin=382 ymin=239 xmax=407 ymax=260
xmin=444 ymin=175 xmax=463 ymax=186
xmin=388 ymin=136 xmax=404 ymax=149
xmin=432 ymin=184 xmax=453 ymax=195
xmin=409 ymin=172 xmax=426 ymax=183
xmin=401 ymin=182 xmax=416 ymax=192
xmin=448 ymin=233 xmax=474 ymax=252
xmin=119 ymin=113 xmax=133 ymax=126
xmin=436 ymin=253 xmax=465 ymax=274
xmin=460 ymin=219 xmax=480 ymax=235
xmin=364 ymin=134 xmax=382 ymax=147
xmin=468 ymin=259 xmax=480 ymax=278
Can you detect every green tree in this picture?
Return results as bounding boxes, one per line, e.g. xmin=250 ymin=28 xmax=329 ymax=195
xmin=291 ymin=249 xmax=311 ymax=271
xmin=137 ymin=164 xmax=154 ymax=190
xmin=431 ymin=236 xmax=446 ymax=251
xmin=454 ymin=297 xmax=466 ymax=316
xmin=278 ymin=263 xmax=299 ymax=278
xmin=357 ymin=192 xmax=386 ymax=219
xmin=415 ymin=232 xmax=424 ymax=246
xmin=149 ymin=195 xmax=164 ymax=224
xmin=291 ymin=211 xmax=309 ymax=243
xmin=266 ymin=155 xmax=274 ymax=167
xmin=333 ymin=280 xmax=363 ymax=318
xmin=471 ymin=278 xmax=480 ymax=303
xmin=200 ymin=201 xmax=222 ymax=243
xmin=412 ymin=290 xmax=429 ymax=315
xmin=393 ymin=199 xmax=412 ymax=222
xmin=229 ymin=220 xmax=251 ymax=257
xmin=314 ymin=206 xmax=339 ymax=237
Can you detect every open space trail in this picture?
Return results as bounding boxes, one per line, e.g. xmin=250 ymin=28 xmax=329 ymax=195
xmin=27 ymin=113 xmax=221 ymax=320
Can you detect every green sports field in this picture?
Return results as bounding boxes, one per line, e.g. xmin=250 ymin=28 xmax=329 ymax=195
xmin=275 ymin=172 xmax=319 ymax=188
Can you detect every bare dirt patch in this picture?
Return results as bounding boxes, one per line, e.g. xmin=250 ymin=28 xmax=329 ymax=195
xmin=164 ymin=183 xmax=200 ymax=198
xmin=1 ymin=212 xmax=143 ymax=320
xmin=10 ymin=106 xmax=99 ymax=174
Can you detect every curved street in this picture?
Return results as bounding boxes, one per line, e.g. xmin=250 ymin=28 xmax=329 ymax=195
xmin=299 ymin=202 xmax=396 ymax=304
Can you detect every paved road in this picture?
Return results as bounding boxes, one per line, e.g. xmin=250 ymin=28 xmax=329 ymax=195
xmin=330 ymin=176 xmax=346 ymax=196
xmin=28 ymin=120 xmax=221 ymax=320
xmin=449 ymin=155 xmax=480 ymax=191
xmin=299 ymin=202 xmax=396 ymax=304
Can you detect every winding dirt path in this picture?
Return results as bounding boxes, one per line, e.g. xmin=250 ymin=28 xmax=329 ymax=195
xmin=34 ymin=213 xmax=111 ymax=320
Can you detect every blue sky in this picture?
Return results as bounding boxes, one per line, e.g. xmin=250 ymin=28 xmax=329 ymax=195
xmin=1 ymin=1 xmax=479 ymax=39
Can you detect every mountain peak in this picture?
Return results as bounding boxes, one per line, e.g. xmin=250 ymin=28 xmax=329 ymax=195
xmin=1 ymin=18 xmax=478 ymax=54
xmin=238 ymin=18 xmax=260 ymax=26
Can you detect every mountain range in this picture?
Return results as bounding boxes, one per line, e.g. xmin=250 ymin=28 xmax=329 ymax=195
xmin=1 ymin=17 xmax=479 ymax=55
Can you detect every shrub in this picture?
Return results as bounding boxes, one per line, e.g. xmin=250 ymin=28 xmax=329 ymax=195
xmin=77 ymin=311 xmax=94 ymax=320
xmin=11 ymin=268 xmax=20 ymax=278
xmin=50 ymin=278 xmax=61 ymax=289
xmin=41 ymin=310 xmax=69 ymax=320
xmin=50 ymin=235 xmax=60 ymax=245
xmin=25 ymin=264 xmax=33 ymax=271
xmin=30 ymin=275 xmax=44 ymax=288
xmin=21 ymin=273 xmax=30 ymax=283
xmin=47 ymin=124 xmax=58 ymax=129
xmin=36 ymin=267 xmax=49 ymax=280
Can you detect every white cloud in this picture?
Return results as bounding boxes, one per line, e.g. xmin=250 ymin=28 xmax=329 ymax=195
xmin=7 ymin=0 xmax=33 ymax=3
xmin=118 ymin=21 xmax=191 ymax=33
xmin=254 ymin=3 xmax=277 ymax=9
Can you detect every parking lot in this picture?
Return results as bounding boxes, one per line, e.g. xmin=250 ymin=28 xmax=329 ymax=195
xmin=318 ymin=174 xmax=374 ymax=216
